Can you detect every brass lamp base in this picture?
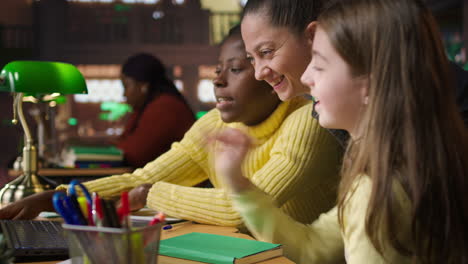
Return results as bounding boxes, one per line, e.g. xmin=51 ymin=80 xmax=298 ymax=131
xmin=0 ymin=173 xmax=57 ymax=205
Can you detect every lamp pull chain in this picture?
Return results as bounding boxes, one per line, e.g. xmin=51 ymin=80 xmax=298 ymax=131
xmin=12 ymin=93 xmax=19 ymax=125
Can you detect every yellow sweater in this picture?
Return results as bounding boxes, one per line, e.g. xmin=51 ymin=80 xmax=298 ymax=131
xmin=59 ymin=97 xmax=342 ymax=226
xmin=232 ymin=177 xmax=412 ymax=263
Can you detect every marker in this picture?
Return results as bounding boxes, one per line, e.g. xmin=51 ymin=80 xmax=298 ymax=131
xmin=77 ymin=196 xmax=88 ymax=218
xmin=118 ymin=191 xmax=130 ymax=229
xmin=149 ymin=212 xmax=165 ymax=226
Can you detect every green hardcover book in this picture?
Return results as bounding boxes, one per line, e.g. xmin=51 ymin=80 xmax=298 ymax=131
xmin=71 ymin=145 xmax=123 ymax=156
xmin=158 ymin=232 xmax=283 ymax=264
xmin=70 ymin=145 xmax=123 ymax=161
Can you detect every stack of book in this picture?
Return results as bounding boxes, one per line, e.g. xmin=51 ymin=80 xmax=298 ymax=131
xmin=61 ymin=145 xmax=124 ymax=168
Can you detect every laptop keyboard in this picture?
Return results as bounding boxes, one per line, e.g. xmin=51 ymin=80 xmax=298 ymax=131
xmin=0 ymin=220 xmax=68 ymax=249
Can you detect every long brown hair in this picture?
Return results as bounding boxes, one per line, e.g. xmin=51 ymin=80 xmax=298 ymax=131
xmin=319 ymin=0 xmax=468 ymax=263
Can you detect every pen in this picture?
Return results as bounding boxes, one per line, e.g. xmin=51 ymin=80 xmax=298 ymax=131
xmin=102 ymin=199 xmax=120 ymax=228
xmin=117 ymin=191 xmax=130 ymax=229
xmin=69 ymin=195 xmax=88 ymax=225
xmin=68 ymin=180 xmax=93 ymax=225
xmin=91 ymin=192 xmax=103 ymax=227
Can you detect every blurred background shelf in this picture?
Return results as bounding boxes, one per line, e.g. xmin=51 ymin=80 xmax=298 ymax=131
xmin=8 ymin=167 xmax=132 ymax=184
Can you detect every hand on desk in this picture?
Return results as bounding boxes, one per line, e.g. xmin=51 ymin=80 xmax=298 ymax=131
xmin=115 ymin=183 xmax=152 ymax=212
xmin=0 ymin=190 xmax=58 ymax=219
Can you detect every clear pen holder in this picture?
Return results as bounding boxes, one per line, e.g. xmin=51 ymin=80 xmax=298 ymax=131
xmin=62 ymin=223 xmax=162 ymax=264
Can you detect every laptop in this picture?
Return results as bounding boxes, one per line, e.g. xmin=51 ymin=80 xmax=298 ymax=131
xmin=0 ymin=220 xmax=70 ymax=262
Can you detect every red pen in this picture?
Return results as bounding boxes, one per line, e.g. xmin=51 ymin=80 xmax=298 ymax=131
xmin=92 ymin=192 xmax=103 ymax=227
xmin=87 ymin=201 xmax=94 ymax=226
xmin=118 ymin=191 xmax=130 ymax=229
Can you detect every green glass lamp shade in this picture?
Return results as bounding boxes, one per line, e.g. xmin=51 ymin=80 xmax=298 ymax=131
xmin=0 ymin=61 xmax=87 ymax=205
xmin=0 ymin=61 xmax=88 ymax=96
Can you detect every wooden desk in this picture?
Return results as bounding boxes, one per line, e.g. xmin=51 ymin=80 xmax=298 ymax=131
xmin=21 ymin=222 xmax=295 ymax=264
xmin=8 ymin=167 xmax=133 ymax=184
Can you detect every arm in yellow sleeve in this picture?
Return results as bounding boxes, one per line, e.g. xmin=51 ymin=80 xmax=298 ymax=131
xmin=147 ymin=104 xmax=341 ymax=227
xmin=232 ymin=188 xmax=345 ymax=264
xmin=60 ymin=110 xmax=223 ymax=198
xmin=147 ymin=182 xmax=243 ymax=226
xmin=232 ymin=178 xmax=411 ymax=264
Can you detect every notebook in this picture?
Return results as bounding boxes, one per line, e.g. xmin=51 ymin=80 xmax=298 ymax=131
xmin=159 ymin=232 xmax=283 ymax=264
xmin=0 ymin=220 xmax=69 ymax=262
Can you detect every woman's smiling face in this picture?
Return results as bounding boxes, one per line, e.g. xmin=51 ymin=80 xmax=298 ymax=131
xmin=213 ymin=36 xmax=280 ymax=126
xmin=241 ymin=14 xmax=311 ymax=101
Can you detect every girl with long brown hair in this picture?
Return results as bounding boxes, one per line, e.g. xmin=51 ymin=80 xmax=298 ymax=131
xmin=213 ymin=0 xmax=468 ymax=263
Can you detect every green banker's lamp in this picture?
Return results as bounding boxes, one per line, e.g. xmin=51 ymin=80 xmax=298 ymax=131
xmin=0 ymin=61 xmax=87 ymax=204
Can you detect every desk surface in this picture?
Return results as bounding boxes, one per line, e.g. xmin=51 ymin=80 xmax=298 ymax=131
xmin=8 ymin=167 xmax=133 ymax=177
xmin=21 ymin=221 xmax=294 ymax=264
